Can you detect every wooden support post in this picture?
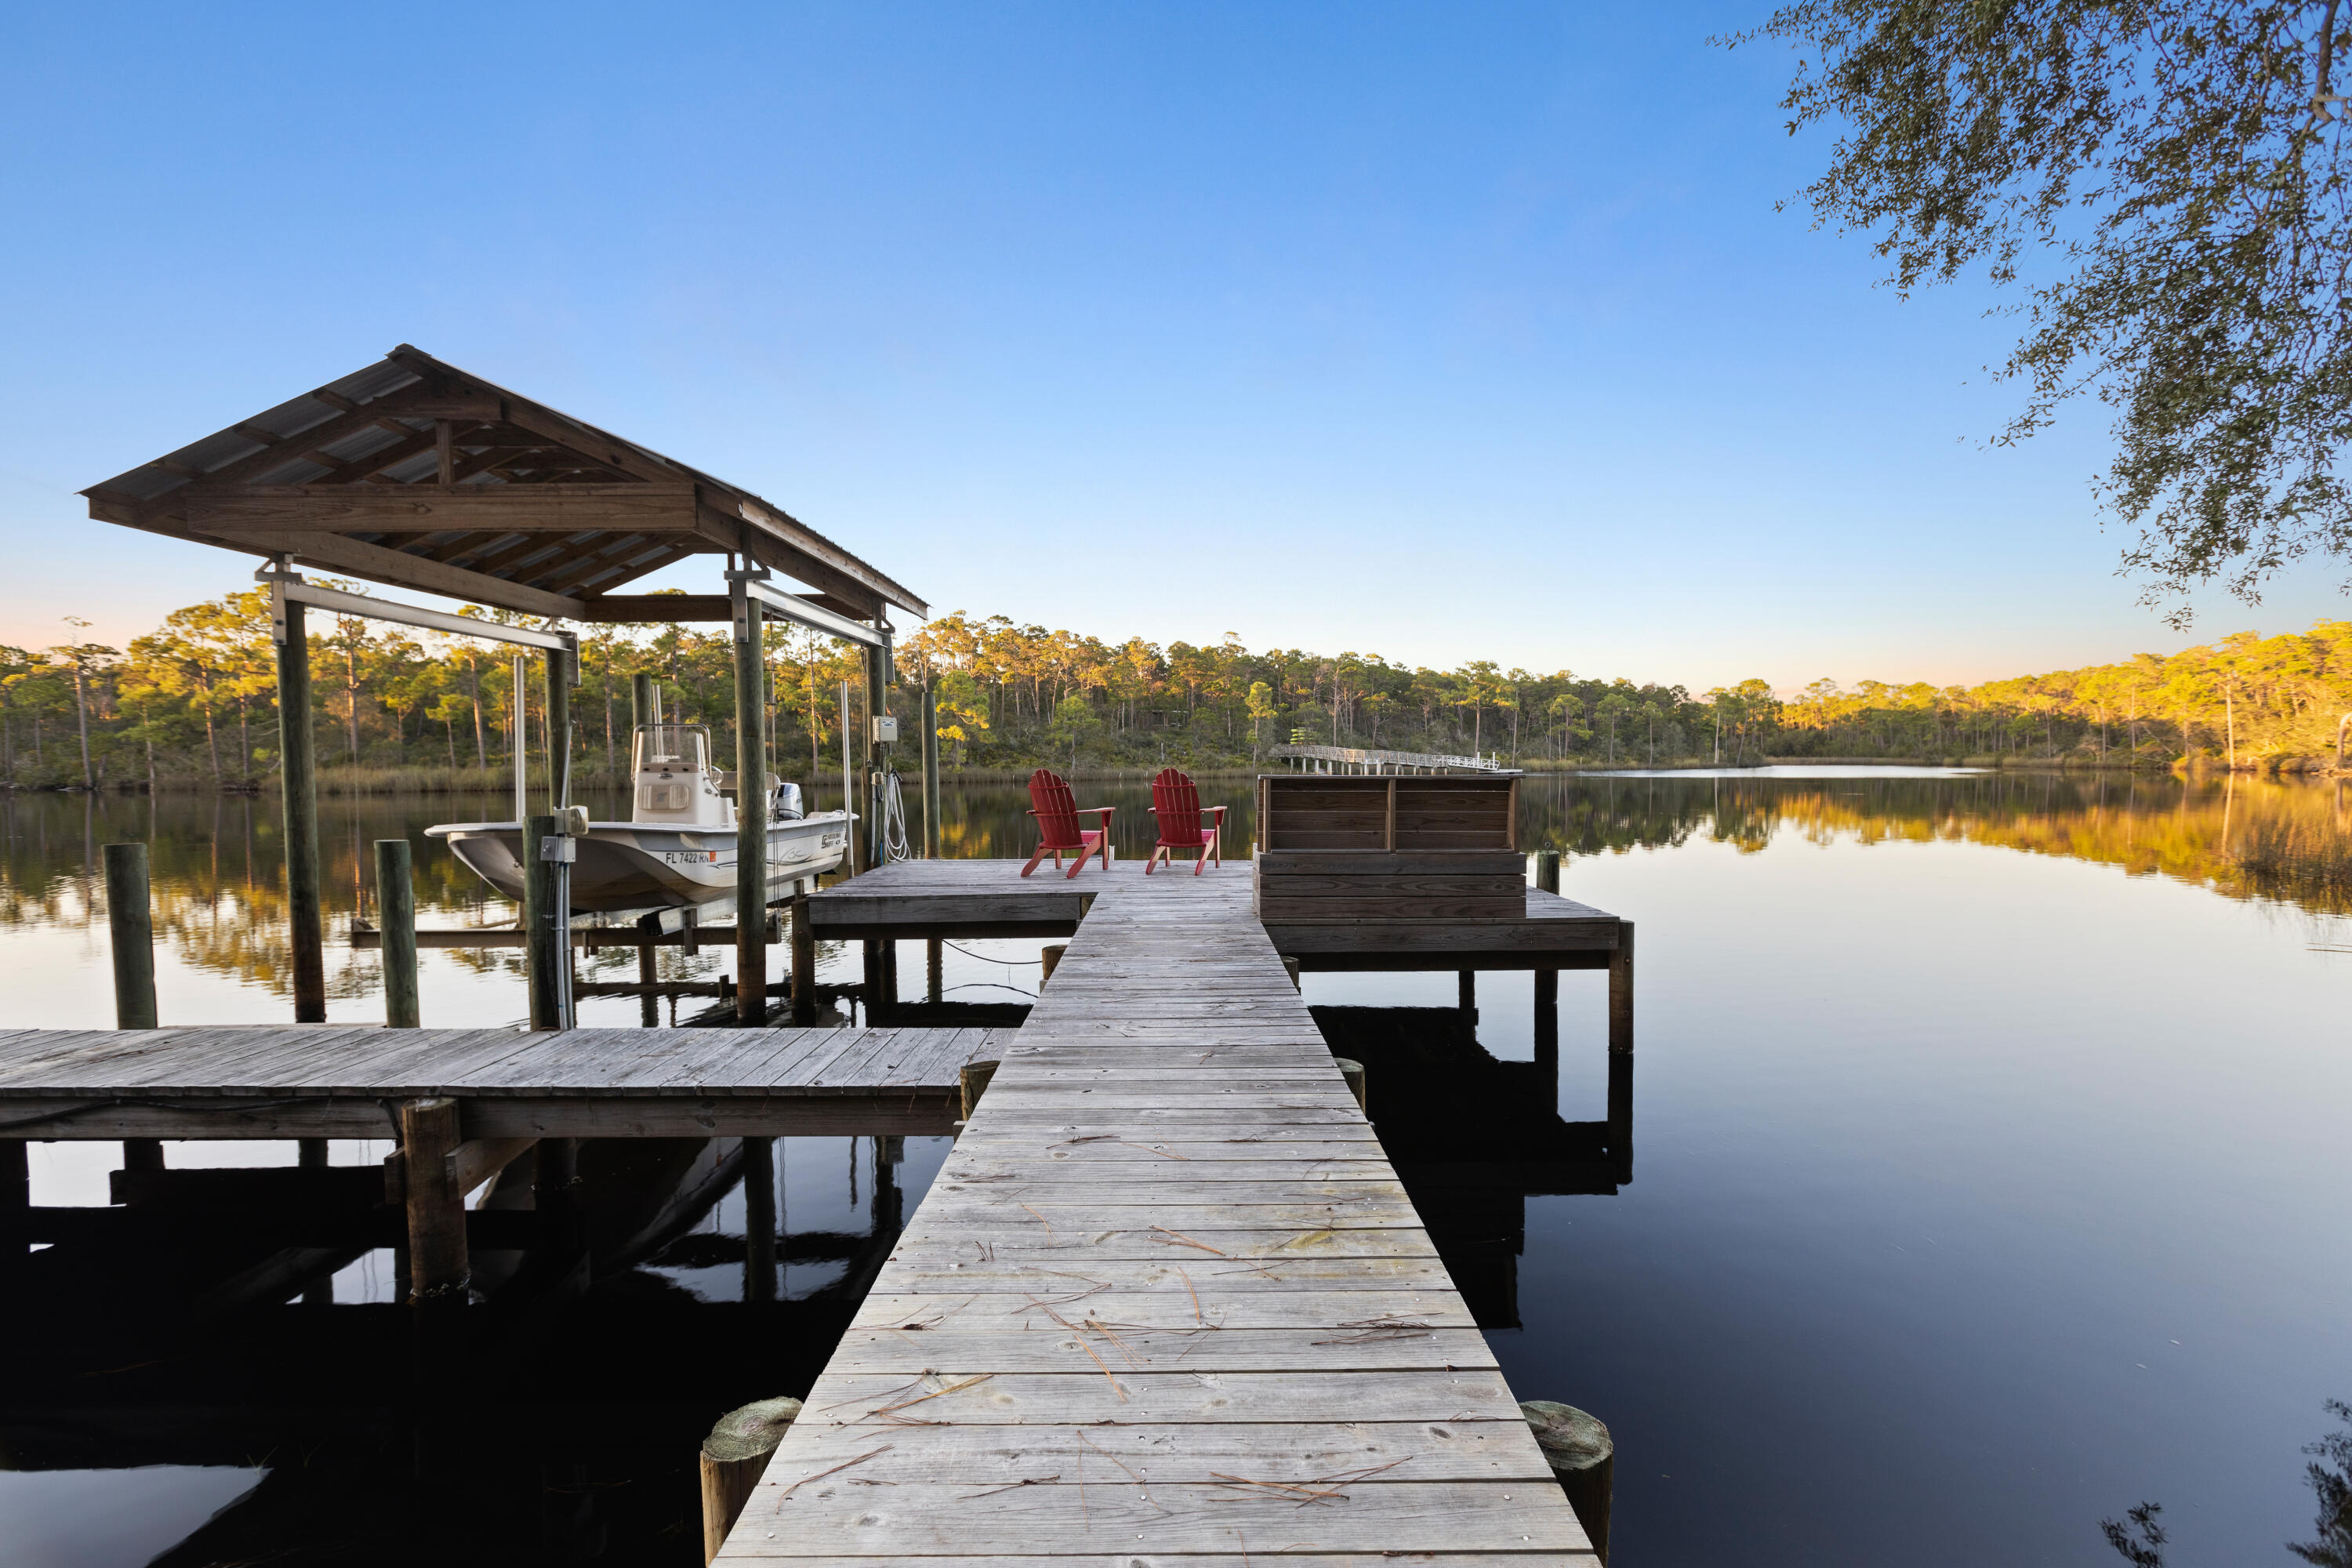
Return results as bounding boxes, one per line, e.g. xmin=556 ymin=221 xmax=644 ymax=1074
xmin=1534 ymin=851 xmax=1560 ymax=1078
xmin=104 ymin=841 xmax=165 ymax=1173
xmin=1608 ymin=921 xmax=1634 ymax=1054
xmin=960 ymin=1059 xmax=999 ymax=1120
xmin=632 ymin=671 xmax=655 ymax=733
xmin=1040 ymin=942 xmax=1066 ymax=987
xmin=789 ymin=885 xmax=815 ymax=1024
xmin=1334 ymin=1056 xmax=1366 ymax=1113
xmin=1523 ymin=1401 xmax=1613 ymax=1564
xmin=104 ymin=842 xmax=157 ymax=1029
xmin=742 ymin=1136 xmax=776 ymax=1304
xmin=545 ymin=645 xmax=571 ymax=810
xmin=927 ymin=938 xmax=943 ymax=1003
xmin=637 ymin=942 xmax=659 ymax=1026
xmin=0 ymin=1138 xmax=24 ymax=1276
xmin=861 ymin=938 xmax=886 ymax=1023
xmin=375 ymin=838 xmax=419 ymax=1028
xmin=299 ymin=1135 xmax=332 ymax=1304
xmin=1281 ymin=956 xmax=1301 ymax=991
xmin=275 ymin=594 xmax=326 ymax=1022
xmin=1606 ymin=1047 xmax=1633 ymax=1186
xmin=920 ymin=677 xmax=941 ymax=858
xmin=399 ymin=1097 xmax=469 ymax=1307
xmin=863 ymin=640 xmax=889 ymax=873
xmin=533 ymin=1134 xmax=587 ymax=1285
xmin=1457 ymin=970 xmax=1475 ymax=1013
xmin=699 ymin=1398 xmax=802 ymax=1564
xmin=731 ymin=585 xmax=768 ymax=1025
xmin=839 ymin=679 xmax=857 ymax=877
xmin=523 ymin=815 xmax=565 ymax=1031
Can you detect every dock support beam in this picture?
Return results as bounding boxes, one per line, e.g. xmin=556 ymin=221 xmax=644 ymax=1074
xmin=633 ymin=670 xmax=655 ymax=733
xmin=1457 ymin=970 xmax=1475 ymax=1014
xmin=524 ymin=815 xmax=568 ymax=1030
xmin=274 ymin=592 xmax=325 ymax=1023
xmin=920 ymin=677 xmax=940 ymax=858
xmin=1533 ymin=851 xmax=1560 ymax=1083
xmin=927 ymin=938 xmax=943 ymax=1003
xmin=699 ymin=1399 xmax=801 ymax=1565
xmin=742 ymin=1135 xmax=776 ymax=1303
xmin=399 ymin=1097 xmax=469 ymax=1307
xmin=730 ymin=577 xmax=768 ymax=1025
xmin=862 ymin=939 xmax=887 ymax=1023
xmin=863 ymin=637 xmax=889 ymax=872
xmin=546 ymin=644 xmax=571 ymax=811
xmin=1608 ymin=921 xmax=1634 ymax=1183
xmin=375 ymin=839 xmax=419 ymax=1028
xmin=790 ymin=884 xmax=815 ymax=1024
xmin=105 ymin=842 xmax=165 ymax=1174
xmin=638 ymin=942 xmax=659 ymax=1026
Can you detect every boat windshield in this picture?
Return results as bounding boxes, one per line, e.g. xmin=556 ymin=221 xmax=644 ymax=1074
xmin=633 ymin=724 xmax=707 ymax=773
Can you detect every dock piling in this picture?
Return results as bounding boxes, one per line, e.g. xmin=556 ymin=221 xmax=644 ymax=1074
xmin=1608 ymin=921 xmax=1634 ymax=1054
xmin=920 ymin=676 xmax=940 ymax=858
xmin=789 ymin=885 xmax=815 ymax=1024
xmin=729 ymin=576 xmax=767 ymax=1025
xmin=272 ymin=590 xmax=325 ymax=1023
xmin=1522 ymin=1400 xmax=1613 ymax=1563
xmin=104 ymin=842 xmax=163 ymax=1175
xmin=1534 ymin=851 xmax=1560 ymax=1077
xmin=1040 ymin=942 xmax=1065 ymax=987
xmin=397 ymin=1097 xmax=469 ymax=1307
xmin=523 ymin=815 xmax=570 ymax=1030
xmin=742 ymin=1136 xmax=776 ymax=1303
xmin=374 ymin=839 xmax=419 ymax=1028
xmin=103 ymin=842 xmax=157 ymax=1030
xmin=699 ymin=1397 xmax=801 ymax=1564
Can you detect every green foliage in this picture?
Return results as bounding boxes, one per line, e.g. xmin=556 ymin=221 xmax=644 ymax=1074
xmin=1732 ymin=2 xmax=2352 ymax=622
xmin=21 ymin=586 xmax=2352 ymax=789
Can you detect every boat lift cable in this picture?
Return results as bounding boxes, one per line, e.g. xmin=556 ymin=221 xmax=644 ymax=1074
xmin=873 ymin=769 xmax=914 ymax=864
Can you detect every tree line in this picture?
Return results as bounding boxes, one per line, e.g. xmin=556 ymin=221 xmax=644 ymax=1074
xmin=4 ymin=585 xmax=2348 ymax=790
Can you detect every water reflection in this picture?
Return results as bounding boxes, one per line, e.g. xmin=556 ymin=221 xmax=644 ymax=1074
xmin=1312 ymin=1004 xmax=1631 ymax=1330
xmin=4 ymin=771 xmax=2345 ymax=1016
xmin=2 ymin=1132 xmax=938 ymax=1564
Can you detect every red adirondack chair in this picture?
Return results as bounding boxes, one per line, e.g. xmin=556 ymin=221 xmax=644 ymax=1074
xmin=1022 ymin=768 xmax=1114 ymax=878
xmin=1146 ymin=767 xmax=1226 ymax=875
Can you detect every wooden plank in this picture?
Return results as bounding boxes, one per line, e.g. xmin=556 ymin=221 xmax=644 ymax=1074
xmin=720 ymin=1480 xmax=1588 ymax=1557
xmin=769 ymin=1418 xmax=1552 ymax=1482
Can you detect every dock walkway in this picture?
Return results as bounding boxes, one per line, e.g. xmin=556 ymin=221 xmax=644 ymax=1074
xmin=720 ymin=863 xmax=1598 ymax=1565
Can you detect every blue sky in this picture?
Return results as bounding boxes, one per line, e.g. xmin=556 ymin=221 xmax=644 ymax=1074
xmin=4 ymin=2 xmax=2345 ymax=691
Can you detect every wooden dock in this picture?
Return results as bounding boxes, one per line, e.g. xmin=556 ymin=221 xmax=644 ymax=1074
xmin=720 ymin=861 xmax=1602 ymax=1565
xmin=0 ymin=1025 xmax=1001 ymax=1140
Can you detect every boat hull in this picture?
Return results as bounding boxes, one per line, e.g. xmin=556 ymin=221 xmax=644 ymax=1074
xmin=426 ymin=814 xmax=851 ymax=913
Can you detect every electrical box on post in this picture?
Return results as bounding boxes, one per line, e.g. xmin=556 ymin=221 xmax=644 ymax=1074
xmin=870 ymin=715 xmax=898 ymax=744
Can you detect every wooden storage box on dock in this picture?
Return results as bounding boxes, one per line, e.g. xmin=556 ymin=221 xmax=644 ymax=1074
xmin=1254 ymin=773 xmax=1521 ymax=921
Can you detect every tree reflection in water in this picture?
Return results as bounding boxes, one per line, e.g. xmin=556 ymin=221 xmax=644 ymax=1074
xmin=2103 ymin=1400 xmax=2352 ymax=1566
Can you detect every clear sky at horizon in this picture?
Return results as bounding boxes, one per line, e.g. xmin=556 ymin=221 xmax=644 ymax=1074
xmin=5 ymin=2 xmax=2347 ymax=693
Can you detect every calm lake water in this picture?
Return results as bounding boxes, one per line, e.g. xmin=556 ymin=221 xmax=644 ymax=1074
xmin=1 ymin=768 xmax=2347 ymax=1566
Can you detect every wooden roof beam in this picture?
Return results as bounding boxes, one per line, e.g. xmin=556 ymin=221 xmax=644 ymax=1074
xmin=198 ymin=526 xmax=588 ymax=620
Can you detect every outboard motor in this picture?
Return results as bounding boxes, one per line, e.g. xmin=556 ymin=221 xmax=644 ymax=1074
xmin=771 ymin=781 xmax=805 ymax=821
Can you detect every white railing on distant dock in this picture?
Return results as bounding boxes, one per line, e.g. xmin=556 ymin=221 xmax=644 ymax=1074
xmin=1267 ymin=744 xmax=1512 ymax=775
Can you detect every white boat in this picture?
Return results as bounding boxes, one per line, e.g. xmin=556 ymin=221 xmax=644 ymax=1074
xmin=426 ymin=723 xmax=851 ymax=913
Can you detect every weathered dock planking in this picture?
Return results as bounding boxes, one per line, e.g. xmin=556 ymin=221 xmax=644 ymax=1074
xmin=0 ymin=1025 xmax=1002 ymax=1140
xmin=718 ymin=863 xmax=1601 ymax=1565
